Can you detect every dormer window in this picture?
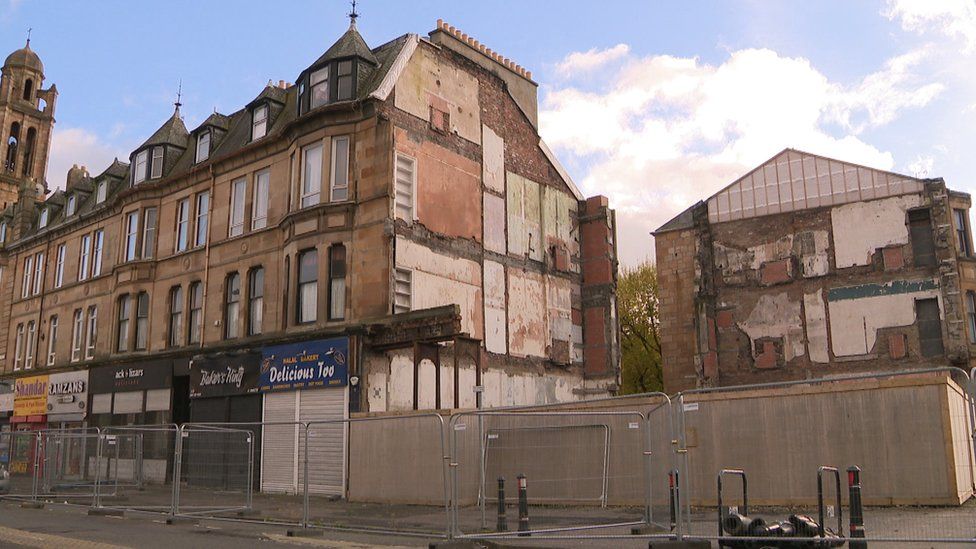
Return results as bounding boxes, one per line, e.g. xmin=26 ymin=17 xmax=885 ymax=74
xmin=150 ymin=147 xmax=164 ymax=179
xmin=38 ymin=208 xmax=48 ymax=229
xmin=337 ymin=61 xmax=354 ymax=101
xmin=251 ymin=105 xmax=268 ymax=141
xmin=66 ymin=194 xmax=77 ymax=216
xmin=196 ymin=131 xmax=210 ymax=163
xmin=133 ymin=150 xmax=148 ymax=185
xmin=310 ymin=68 xmax=329 ymax=109
xmin=95 ymin=180 xmax=107 ymax=204
xmin=133 ymin=146 xmax=164 ymax=185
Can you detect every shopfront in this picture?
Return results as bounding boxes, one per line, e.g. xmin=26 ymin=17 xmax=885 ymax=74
xmin=9 ymin=375 xmax=48 ymax=474
xmin=88 ymin=360 xmax=173 ymax=428
xmin=46 ymin=370 xmax=89 ymax=430
xmin=0 ymin=387 xmax=12 ymax=470
xmin=259 ymin=337 xmax=349 ymax=496
xmin=188 ymin=351 xmax=262 ymax=488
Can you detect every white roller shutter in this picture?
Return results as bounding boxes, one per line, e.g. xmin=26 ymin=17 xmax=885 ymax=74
xmin=261 ymin=391 xmax=299 ymax=494
xmin=113 ymin=391 xmax=144 ymax=414
xmin=299 ymin=387 xmax=347 ymax=496
xmin=145 ymin=389 xmax=171 ymax=412
xmin=91 ymin=393 xmax=112 ymax=414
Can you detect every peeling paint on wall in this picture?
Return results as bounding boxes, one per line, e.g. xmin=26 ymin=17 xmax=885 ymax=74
xmin=831 ymin=195 xmax=923 ymax=268
xmin=828 ymin=279 xmax=940 ymax=356
xmin=483 ymin=192 xmax=506 ymax=254
xmin=713 ymin=229 xmax=829 ymax=280
xmin=507 ymin=172 xmax=543 ymax=261
xmin=547 ymin=276 xmax=572 ymax=361
xmin=395 ymin=237 xmax=483 ymax=337
xmin=394 ymin=46 xmax=482 ymax=144
xmin=482 ymin=125 xmax=505 ymax=193
xmin=507 ymin=268 xmax=547 ymax=358
xmin=484 ymin=260 xmax=506 ymax=354
xmin=369 ymin=349 xmax=579 ymax=412
xmin=738 ymin=292 xmax=806 ymax=361
xmin=803 ymin=290 xmax=829 ymax=363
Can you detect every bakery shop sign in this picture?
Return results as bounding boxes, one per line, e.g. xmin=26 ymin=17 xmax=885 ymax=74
xmin=190 ymin=352 xmax=260 ymax=399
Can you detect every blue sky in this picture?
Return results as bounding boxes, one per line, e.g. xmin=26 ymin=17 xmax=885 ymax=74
xmin=3 ymin=0 xmax=975 ymax=265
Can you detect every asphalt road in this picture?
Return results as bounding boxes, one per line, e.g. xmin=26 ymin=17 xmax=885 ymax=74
xmin=0 ymin=501 xmax=431 ymax=549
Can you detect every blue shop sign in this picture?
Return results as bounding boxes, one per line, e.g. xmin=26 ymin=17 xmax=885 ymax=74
xmin=259 ymin=337 xmax=349 ymax=392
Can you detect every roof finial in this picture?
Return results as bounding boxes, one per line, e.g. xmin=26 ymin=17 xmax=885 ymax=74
xmin=348 ymin=0 xmax=359 ymax=28
xmin=174 ymin=79 xmax=183 ymax=116
xmin=25 ymin=27 xmax=32 ymax=48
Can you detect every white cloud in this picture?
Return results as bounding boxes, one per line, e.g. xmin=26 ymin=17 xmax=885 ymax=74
xmin=907 ymin=153 xmax=935 ymax=177
xmin=540 ymin=46 xmax=943 ymax=267
xmin=884 ymin=0 xmax=976 ymax=51
xmin=47 ymin=128 xmax=126 ymax=192
xmin=554 ymin=44 xmax=630 ymax=76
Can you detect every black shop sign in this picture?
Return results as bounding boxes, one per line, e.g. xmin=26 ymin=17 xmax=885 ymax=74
xmin=190 ymin=352 xmax=260 ymax=399
xmin=89 ymin=360 xmax=172 ymax=393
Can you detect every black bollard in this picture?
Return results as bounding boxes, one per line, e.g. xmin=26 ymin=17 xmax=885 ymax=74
xmin=847 ymin=466 xmax=867 ymax=549
xmin=517 ymin=473 xmax=529 ymax=536
xmin=668 ymin=469 xmax=677 ymax=531
xmin=496 ymin=477 xmax=507 ymax=532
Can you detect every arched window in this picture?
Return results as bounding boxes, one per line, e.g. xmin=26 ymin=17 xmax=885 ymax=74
xmin=22 ymin=79 xmax=33 ymax=101
xmin=21 ymin=127 xmax=36 ymax=177
xmin=5 ymin=122 xmax=20 ymax=172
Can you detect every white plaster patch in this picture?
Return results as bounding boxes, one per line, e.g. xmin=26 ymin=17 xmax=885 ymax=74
xmin=483 ymin=260 xmax=507 ymax=354
xmin=507 ymin=172 xmax=543 ymax=261
xmin=483 ymin=192 xmax=506 ymax=254
xmin=507 ymin=268 xmax=547 ymax=358
xmin=828 ymin=287 xmax=940 ymax=356
xmin=482 ymin=125 xmax=505 ymax=193
xmin=831 ymin=195 xmax=923 ymax=268
xmin=394 ymin=45 xmax=482 ymax=144
xmin=803 ymin=290 xmax=830 ymax=363
xmin=738 ymin=292 xmax=806 ymax=361
xmin=396 ymin=237 xmax=482 ymax=337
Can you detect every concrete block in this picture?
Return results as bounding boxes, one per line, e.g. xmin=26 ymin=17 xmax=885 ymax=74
xmin=165 ymin=516 xmax=199 ymax=525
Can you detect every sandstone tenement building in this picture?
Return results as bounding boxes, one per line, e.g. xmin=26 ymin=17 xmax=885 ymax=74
xmin=655 ymin=149 xmax=974 ymax=393
xmin=0 ymin=18 xmax=619 ymax=487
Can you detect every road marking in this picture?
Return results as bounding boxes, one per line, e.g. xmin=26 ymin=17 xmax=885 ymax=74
xmin=0 ymin=524 xmax=129 ymax=548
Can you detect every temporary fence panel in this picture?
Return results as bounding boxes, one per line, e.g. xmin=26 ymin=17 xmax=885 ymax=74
xmin=40 ymin=430 xmax=100 ymax=499
xmin=95 ymin=426 xmax=178 ymax=512
xmin=308 ymin=414 xmax=449 ymax=537
xmin=672 ymin=368 xmax=976 ymax=545
xmin=450 ymin=410 xmax=653 ymax=540
xmin=176 ymin=424 xmax=253 ymax=516
xmin=298 ymin=387 xmax=346 ymax=496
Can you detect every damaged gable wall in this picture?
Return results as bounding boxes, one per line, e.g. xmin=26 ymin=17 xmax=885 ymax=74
xmin=369 ymin=37 xmax=617 ymax=411
xmin=660 ymin=162 xmax=969 ymax=392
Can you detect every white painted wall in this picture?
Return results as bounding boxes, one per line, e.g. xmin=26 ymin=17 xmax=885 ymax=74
xmin=483 ymin=260 xmax=507 ymax=354
xmin=394 ymin=45 xmax=482 ymax=144
xmin=508 ymin=268 xmax=547 ymax=358
xmin=482 ymin=125 xmax=505 ymax=193
xmin=396 ymin=238 xmax=482 ymax=337
xmin=831 ymin=195 xmax=923 ymax=269
xmin=828 ymin=287 xmax=940 ymax=356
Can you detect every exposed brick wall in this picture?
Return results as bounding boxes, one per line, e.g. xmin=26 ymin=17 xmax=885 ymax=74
xmin=655 ymin=227 xmax=699 ymax=393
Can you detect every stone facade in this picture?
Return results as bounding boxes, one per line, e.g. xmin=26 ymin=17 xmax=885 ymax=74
xmin=656 ymin=148 xmax=975 ymax=393
xmin=0 ymin=20 xmax=620 ymax=416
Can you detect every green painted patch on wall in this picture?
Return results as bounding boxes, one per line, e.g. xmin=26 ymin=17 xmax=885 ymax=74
xmin=827 ymin=279 xmax=939 ymax=302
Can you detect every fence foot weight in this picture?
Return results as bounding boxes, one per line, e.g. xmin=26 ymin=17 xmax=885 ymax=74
xmin=88 ymin=508 xmax=125 ymax=517
xmin=286 ymin=529 xmax=322 ymax=538
xmin=20 ymin=502 xmax=44 ymax=509
xmin=165 ymin=516 xmax=198 ymax=525
xmin=236 ymin=509 xmax=260 ymax=518
xmin=647 ymin=542 xmax=710 ymax=549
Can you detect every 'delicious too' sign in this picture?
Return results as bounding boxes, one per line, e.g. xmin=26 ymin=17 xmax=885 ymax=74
xmin=259 ymin=337 xmax=348 ymax=392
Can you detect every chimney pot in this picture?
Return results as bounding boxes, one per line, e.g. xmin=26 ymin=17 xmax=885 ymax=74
xmin=437 ymin=18 xmax=443 ymax=27
xmin=526 ymin=71 xmax=532 ymax=79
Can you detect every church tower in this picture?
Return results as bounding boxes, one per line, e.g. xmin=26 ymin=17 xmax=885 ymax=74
xmin=0 ymin=37 xmax=57 ymax=215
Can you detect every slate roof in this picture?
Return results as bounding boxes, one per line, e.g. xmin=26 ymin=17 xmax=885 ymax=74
xmin=311 ymin=24 xmax=378 ymax=68
xmin=12 ymin=26 xmax=413 ymax=246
